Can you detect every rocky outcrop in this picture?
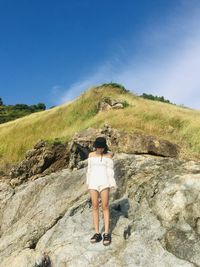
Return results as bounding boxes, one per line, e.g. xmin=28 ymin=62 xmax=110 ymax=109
xmin=71 ymin=123 xmax=179 ymax=159
xmin=6 ymin=124 xmax=179 ymax=188
xmin=9 ymin=140 xmax=69 ymax=187
xmin=97 ymin=97 xmax=127 ymax=111
xmin=0 ymin=152 xmax=200 ymax=266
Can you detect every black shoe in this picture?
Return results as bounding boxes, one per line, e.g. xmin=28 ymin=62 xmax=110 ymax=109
xmin=90 ymin=233 xmax=102 ymax=243
xmin=103 ymin=233 xmax=111 ymax=246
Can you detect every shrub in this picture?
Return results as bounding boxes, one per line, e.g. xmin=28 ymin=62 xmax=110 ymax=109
xmin=122 ymin=100 xmax=129 ymax=107
xmin=0 ymin=97 xmax=3 ymax=106
xmin=100 ymin=82 xmax=130 ymax=93
xmin=140 ymin=93 xmax=173 ymax=104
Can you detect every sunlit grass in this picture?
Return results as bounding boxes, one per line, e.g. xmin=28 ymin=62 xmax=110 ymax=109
xmin=1 ymin=85 xmax=200 ymax=171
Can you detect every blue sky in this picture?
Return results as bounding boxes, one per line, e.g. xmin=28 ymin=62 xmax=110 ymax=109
xmin=1 ymin=0 xmax=200 ymax=110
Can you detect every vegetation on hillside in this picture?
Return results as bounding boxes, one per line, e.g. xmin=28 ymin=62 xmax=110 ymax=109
xmin=99 ymin=82 xmax=130 ymax=93
xmin=1 ymin=83 xmax=200 ymax=172
xmin=0 ymin=97 xmax=46 ymax=124
xmin=140 ymin=93 xmax=173 ymax=104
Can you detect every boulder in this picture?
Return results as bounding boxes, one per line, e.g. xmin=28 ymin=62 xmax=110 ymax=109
xmin=7 ymin=124 xmax=179 ymax=187
xmin=0 ymin=153 xmax=199 ymax=266
xmin=9 ymin=140 xmax=69 ymax=187
xmin=70 ymin=123 xmax=179 ymax=160
xmin=97 ymin=97 xmax=127 ymax=111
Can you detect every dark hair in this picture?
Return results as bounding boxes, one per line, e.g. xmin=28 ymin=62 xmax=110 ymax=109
xmin=93 ymin=136 xmax=109 ymax=154
xmin=94 ymin=145 xmax=108 ymax=154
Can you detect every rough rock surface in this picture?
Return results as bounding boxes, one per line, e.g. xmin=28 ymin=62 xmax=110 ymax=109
xmin=8 ymin=140 xmax=69 ymax=187
xmin=69 ymin=123 xmax=179 ymax=167
xmin=0 ymin=153 xmax=200 ymax=266
xmin=97 ymin=97 xmax=126 ymax=111
xmin=6 ymin=124 xmax=179 ymax=188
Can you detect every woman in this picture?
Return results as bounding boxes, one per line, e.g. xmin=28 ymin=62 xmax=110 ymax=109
xmin=86 ymin=136 xmax=118 ymax=246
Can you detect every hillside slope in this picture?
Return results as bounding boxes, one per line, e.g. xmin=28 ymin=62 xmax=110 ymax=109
xmin=0 ymin=84 xmax=200 ymax=171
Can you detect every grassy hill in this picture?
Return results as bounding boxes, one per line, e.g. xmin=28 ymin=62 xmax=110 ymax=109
xmin=1 ymin=84 xmax=200 ymax=171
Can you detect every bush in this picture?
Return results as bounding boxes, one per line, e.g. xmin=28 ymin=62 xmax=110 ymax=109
xmin=100 ymin=82 xmax=130 ymax=93
xmin=140 ymin=93 xmax=173 ymax=104
xmin=15 ymin=104 xmax=29 ymax=110
xmin=0 ymin=97 xmax=3 ymax=106
xmin=0 ymin=102 xmax=47 ymax=124
xmin=122 ymin=100 xmax=129 ymax=107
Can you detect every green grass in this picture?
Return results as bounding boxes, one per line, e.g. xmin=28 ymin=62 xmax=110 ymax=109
xmin=1 ymin=84 xmax=200 ymax=172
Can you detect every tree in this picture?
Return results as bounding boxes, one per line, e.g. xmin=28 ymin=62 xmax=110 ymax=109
xmin=37 ymin=103 xmax=46 ymax=110
xmin=140 ymin=93 xmax=173 ymax=104
xmin=0 ymin=97 xmax=3 ymax=106
xmin=15 ymin=104 xmax=29 ymax=110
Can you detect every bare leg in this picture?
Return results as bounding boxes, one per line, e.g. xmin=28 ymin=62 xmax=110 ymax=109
xmin=89 ymin=189 xmax=100 ymax=233
xmin=100 ymin=187 xmax=110 ymax=233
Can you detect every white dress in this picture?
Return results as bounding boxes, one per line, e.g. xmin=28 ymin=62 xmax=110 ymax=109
xmin=86 ymin=156 xmax=118 ymax=193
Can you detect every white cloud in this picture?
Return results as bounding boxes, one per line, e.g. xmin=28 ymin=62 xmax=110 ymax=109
xmin=52 ymin=61 xmax=117 ymax=105
xmin=54 ymin=1 xmax=200 ymax=110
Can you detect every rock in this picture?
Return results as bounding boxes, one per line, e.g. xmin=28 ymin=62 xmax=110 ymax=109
xmin=112 ymin=102 xmax=124 ymax=109
xmin=116 ymin=131 xmax=179 ymax=157
xmin=8 ymin=140 xmax=69 ymax=187
xmin=70 ymin=124 xmax=179 ymax=162
xmin=0 ymin=153 xmax=200 ymax=266
xmin=97 ymin=97 xmax=126 ymax=112
xmin=33 ymin=140 xmax=46 ymax=150
xmin=7 ymin=124 xmax=179 ymax=187
xmin=34 ymin=252 xmax=52 ymax=267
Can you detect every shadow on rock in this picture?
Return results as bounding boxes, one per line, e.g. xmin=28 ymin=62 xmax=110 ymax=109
xmin=101 ymin=197 xmax=130 ymax=237
xmin=34 ymin=252 xmax=52 ymax=267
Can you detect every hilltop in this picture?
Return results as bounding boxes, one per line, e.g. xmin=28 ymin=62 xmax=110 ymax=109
xmin=0 ymin=83 xmax=200 ymax=172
